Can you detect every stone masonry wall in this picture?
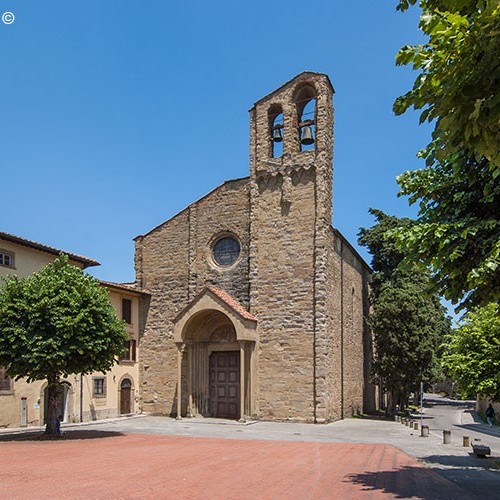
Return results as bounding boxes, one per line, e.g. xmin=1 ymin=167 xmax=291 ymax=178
xmin=252 ymin=170 xmax=316 ymax=420
xmin=135 ymin=179 xmax=250 ymax=416
xmin=249 ymin=72 xmax=335 ymax=421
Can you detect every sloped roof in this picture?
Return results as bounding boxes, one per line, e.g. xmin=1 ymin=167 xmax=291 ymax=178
xmin=0 ymin=230 xmax=99 ymax=268
xmin=206 ymin=286 xmax=256 ymax=321
xmin=99 ymin=280 xmax=150 ymax=296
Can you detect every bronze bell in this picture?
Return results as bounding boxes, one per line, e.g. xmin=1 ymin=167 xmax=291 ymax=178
xmin=272 ymin=127 xmax=283 ymax=142
xmin=300 ymin=125 xmax=315 ymax=145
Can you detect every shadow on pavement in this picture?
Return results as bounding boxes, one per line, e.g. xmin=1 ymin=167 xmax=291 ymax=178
xmin=423 ymin=453 xmax=500 ymax=469
xmin=0 ymin=430 xmax=124 ymax=442
xmin=458 ymin=423 xmax=500 ymax=438
xmin=345 ymin=466 xmax=474 ymax=500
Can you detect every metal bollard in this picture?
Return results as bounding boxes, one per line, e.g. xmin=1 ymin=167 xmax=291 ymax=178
xmin=421 ymin=425 xmax=429 ymax=437
xmin=463 ymin=436 xmax=470 ymax=447
xmin=443 ymin=430 xmax=451 ymax=444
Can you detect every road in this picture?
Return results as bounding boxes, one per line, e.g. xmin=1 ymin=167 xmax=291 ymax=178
xmin=406 ymin=393 xmax=500 ymax=499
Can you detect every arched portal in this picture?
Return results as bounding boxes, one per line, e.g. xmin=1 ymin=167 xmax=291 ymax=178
xmin=173 ymin=287 xmax=258 ymax=421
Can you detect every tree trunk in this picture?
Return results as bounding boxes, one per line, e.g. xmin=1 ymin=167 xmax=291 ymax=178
xmin=44 ymin=376 xmax=62 ymax=437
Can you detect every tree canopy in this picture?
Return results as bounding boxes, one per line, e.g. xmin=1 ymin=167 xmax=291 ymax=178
xmin=0 ymin=255 xmax=127 ymax=435
xmin=442 ymin=303 xmax=500 ymax=401
xmin=359 ymin=209 xmax=450 ymax=411
xmin=393 ymin=0 xmax=500 ymax=309
xmin=368 ymin=271 xmax=449 ymax=409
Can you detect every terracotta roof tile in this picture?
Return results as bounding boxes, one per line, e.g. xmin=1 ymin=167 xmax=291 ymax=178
xmin=99 ymin=280 xmax=149 ymax=295
xmin=207 ymin=286 xmax=256 ymax=322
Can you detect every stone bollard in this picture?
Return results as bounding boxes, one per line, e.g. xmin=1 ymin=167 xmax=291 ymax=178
xmin=413 ymin=422 xmax=419 ymax=431
xmin=443 ymin=430 xmax=451 ymax=444
xmin=421 ymin=425 xmax=429 ymax=437
xmin=405 ymin=419 xmax=410 ymax=426
xmin=463 ymin=436 xmax=470 ymax=447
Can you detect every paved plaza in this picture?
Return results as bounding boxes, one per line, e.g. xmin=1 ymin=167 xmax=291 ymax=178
xmin=5 ymin=399 xmax=500 ymax=500
xmin=2 ymin=395 xmax=500 ymax=499
xmin=0 ymin=430 xmax=472 ymax=499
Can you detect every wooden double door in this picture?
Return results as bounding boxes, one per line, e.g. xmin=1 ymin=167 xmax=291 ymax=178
xmin=209 ymin=351 xmax=240 ymax=419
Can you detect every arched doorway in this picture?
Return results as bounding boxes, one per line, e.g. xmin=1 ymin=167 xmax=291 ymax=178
xmin=120 ymin=378 xmax=132 ymax=414
xmin=173 ymin=286 xmax=258 ymax=421
xmin=184 ymin=311 xmax=241 ymax=419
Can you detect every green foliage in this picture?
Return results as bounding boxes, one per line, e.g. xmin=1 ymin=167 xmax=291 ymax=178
xmin=0 ymin=255 xmax=127 ymax=382
xmin=397 ymin=154 xmax=500 ymax=308
xmin=359 ymin=210 xmax=450 ymax=410
xmin=393 ymin=0 xmax=500 ymax=309
xmin=358 ymin=209 xmax=414 ymax=297
xmin=395 ymin=0 xmax=500 ymax=168
xmin=369 ymin=271 xmax=449 ymax=407
xmin=442 ymin=303 xmax=500 ymax=401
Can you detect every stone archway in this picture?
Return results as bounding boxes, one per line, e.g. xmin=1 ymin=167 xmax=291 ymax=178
xmin=173 ymin=287 xmax=258 ymax=421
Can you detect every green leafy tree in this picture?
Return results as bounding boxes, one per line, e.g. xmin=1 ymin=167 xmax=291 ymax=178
xmin=394 ymin=0 xmax=500 ymax=309
xmin=359 ymin=209 xmax=450 ymax=412
xmin=0 ymin=255 xmax=127 ymax=436
xmin=442 ymin=303 xmax=500 ymax=401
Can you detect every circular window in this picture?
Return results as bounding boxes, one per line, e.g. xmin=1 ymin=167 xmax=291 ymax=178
xmin=212 ymin=236 xmax=240 ymax=267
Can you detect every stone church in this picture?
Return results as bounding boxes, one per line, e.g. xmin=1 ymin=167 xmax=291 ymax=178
xmin=134 ymin=72 xmax=374 ymax=423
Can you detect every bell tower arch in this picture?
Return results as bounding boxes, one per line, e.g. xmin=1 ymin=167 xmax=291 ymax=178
xmin=248 ymin=72 xmax=335 ymax=422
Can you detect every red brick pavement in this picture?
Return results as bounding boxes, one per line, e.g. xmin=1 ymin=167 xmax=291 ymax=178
xmin=0 ymin=432 xmax=471 ymax=499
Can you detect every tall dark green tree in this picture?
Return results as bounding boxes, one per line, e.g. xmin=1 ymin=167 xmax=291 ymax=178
xmin=394 ymin=0 xmax=500 ymax=309
xmin=359 ymin=209 xmax=450 ymax=412
xmin=0 ymin=255 xmax=127 ymax=436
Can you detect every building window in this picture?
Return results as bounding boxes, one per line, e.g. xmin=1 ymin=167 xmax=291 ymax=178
xmin=0 ymin=367 xmax=13 ymax=393
xmin=93 ymin=377 xmax=107 ymax=398
xmin=212 ymin=236 xmax=240 ymax=267
xmin=0 ymin=250 xmax=14 ymax=268
xmin=122 ymin=298 xmax=132 ymax=324
xmin=120 ymin=340 xmax=137 ymax=362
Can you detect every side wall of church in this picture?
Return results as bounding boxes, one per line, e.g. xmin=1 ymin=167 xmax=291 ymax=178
xmin=135 ymin=179 xmax=250 ymax=415
xmin=337 ymin=235 xmax=368 ymax=418
xmin=319 ymin=231 xmax=342 ymax=422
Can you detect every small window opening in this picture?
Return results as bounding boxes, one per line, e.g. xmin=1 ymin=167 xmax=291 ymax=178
xmin=269 ymin=105 xmax=284 ymax=158
xmin=0 ymin=250 xmax=14 ymax=268
xmin=93 ymin=377 xmax=107 ymax=398
xmin=296 ymin=85 xmax=316 ymax=152
xmin=122 ymin=298 xmax=132 ymax=324
xmin=120 ymin=340 xmax=137 ymax=362
xmin=0 ymin=367 xmax=12 ymax=392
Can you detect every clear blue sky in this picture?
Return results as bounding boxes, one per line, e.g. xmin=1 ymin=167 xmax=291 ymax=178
xmin=1 ymin=0 xmax=431 ymax=284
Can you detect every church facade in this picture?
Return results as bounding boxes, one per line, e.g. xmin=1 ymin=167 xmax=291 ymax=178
xmin=134 ymin=72 xmax=375 ymax=423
